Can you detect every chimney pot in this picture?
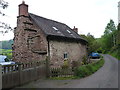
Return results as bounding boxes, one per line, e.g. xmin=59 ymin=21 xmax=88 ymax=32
xmin=19 ymin=1 xmax=28 ymax=16
xmin=22 ymin=1 xmax=25 ymax=4
xmin=73 ymin=26 xmax=78 ymax=33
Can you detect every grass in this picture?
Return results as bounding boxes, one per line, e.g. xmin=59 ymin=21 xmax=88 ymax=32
xmin=74 ymin=58 xmax=105 ymax=78
xmin=109 ymin=53 xmax=120 ymax=60
xmin=0 ymin=49 xmax=12 ymax=59
xmin=50 ymin=58 xmax=105 ymax=80
xmin=108 ymin=46 xmax=120 ymax=60
xmin=49 ymin=76 xmax=76 ymax=80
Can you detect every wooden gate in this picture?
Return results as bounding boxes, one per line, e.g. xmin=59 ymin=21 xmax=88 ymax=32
xmin=50 ymin=68 xmax=74 ymax=77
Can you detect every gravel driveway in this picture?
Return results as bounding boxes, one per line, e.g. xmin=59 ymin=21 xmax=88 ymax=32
xmin=15 ymin=54 xmax=118 ymax=88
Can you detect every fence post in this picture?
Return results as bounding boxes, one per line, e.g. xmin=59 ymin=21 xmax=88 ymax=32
xmin=46 ymin=56 xmax=50 ymax=78
xmin=0 ymin=65 xmax=2 ymax=90
xmin=18 ymin=63 xmax=22 ymax=86
xmin=33 ymin=61 xmax=37 ymax=80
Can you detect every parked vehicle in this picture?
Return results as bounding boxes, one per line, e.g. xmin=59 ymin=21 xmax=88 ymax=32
xmin=0 ymin=55 xmax=15 ymax=65
xmin=0 ymin=55 xmax=17 ymax=73
xmin=89 ymin=52 xmax=100 ymax=59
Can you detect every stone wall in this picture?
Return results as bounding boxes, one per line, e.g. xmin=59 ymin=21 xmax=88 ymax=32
xmin=49 ymin=40 xmax=87 ymax=68
xmin=12 ymin=16 xmax=48 ymax=63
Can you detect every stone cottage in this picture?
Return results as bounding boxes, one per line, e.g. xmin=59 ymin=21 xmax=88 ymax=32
xmin=12 ymin=1 xmax=87 ymax=68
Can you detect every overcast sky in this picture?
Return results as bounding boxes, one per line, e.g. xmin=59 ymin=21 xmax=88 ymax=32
xmin=0 ymin=0 xmax=119 ymax=41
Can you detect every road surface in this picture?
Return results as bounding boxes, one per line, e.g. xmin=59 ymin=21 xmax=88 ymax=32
xmin=16 ymin=54 xmax=118 ymax=88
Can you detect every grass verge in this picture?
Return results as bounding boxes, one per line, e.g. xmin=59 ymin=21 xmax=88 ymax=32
xmin=50 ymin=58 xmax=105 ymax=80
xmin=109 ymin=53 xmax=120 ymax=60
xmin=74 ymin=58 xmax=105 ymax=78
xmin=0 ymin=49 xmax=12 ymax=59
xmin=49 ymin=76 xmax=76 ymax=80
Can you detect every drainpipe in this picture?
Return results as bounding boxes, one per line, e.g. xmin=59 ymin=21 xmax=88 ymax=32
xmin=46 ymin=38 xmax=50 ymax=78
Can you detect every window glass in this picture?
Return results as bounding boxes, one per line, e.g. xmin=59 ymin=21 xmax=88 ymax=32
xmin=64 ymin=53 xmax=68 ymax=59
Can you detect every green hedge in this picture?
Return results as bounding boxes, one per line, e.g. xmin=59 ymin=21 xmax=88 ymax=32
xmin=74 ymin=58 xmax=104 ymax=78
xmin=110 ymin=53 xmax=120 ymax=60
xmin=109 ymin=45 xmax=120 ymax=60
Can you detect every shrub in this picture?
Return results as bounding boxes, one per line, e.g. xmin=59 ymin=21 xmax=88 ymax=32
xmin=61 ymin=59 xmax=69 ymax=69
xmin=71 ymin=61 xmax=80 ymax=69
xmin=74 ymin=58 xmax=104 ymax=78
xmin=82 ymin=55 xmax=88 ymax=65
xmin=75 ymin=65 xmax=92 ymax=77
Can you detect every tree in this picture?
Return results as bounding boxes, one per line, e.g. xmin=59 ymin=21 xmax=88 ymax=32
xmin=0 ymin=0 xmax=8 ymax=14
xmin=116 ymin=24 xmax=120 ymax=45
xmin=104 ymin=19 xmax=116 ymax=35
xmin=0 ymin=39 xmax=13 ymax=49
xmin=81 ymin=19 xmax=120 ymax=59
xmin=80 ymin=33 xmax=101 ymax=54
xmin=103 ymin=19 xmax=117 ymax=48
xmin=0 ymin=0 xmax=12 ymax=34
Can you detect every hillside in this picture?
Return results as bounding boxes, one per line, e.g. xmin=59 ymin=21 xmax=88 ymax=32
xmin=0 ymin=39 xmax=13 ymax=49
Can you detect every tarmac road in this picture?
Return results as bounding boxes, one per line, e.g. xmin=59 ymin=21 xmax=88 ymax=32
xmin=16 ymin=54 xmax=118 ymax=88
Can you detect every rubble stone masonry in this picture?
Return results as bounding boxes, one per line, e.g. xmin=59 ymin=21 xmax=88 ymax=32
xmin=12 ymin=16 xmax=47 ymax=63
xmin=49 ymin=40 xmax=87 ymax=68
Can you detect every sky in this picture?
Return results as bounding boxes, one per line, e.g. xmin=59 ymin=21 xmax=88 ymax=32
xmin=0 ymin=0 xmax=119 ymax=41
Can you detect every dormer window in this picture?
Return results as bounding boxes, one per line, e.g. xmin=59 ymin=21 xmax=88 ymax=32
xmin=52 ymin=26 xmax=58 ymax=31
xmin=67 ymin=30 xmax=71 ymax=34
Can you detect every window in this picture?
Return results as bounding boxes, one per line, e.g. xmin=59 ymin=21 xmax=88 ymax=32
xmin=64 ymin=52 xmax=68 ymax=59
xmin=67 ymin=30 xmax=71 ymax=33
xmin=52 ymin=26 xmax=58 ymax=31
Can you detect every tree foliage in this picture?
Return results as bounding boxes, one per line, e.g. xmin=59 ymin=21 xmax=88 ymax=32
xmin=99 ymin=20 xmax=117 ymax=51
xmin=0 ymin=0 xmax=13 ymax=34
xmin=80 ymin=33 xmax=100 ymax=54
xmin=104 ymin=19 xmax=116 ymax=35
xmin=80 ymin=19 xmax=120 ymax=60
xmin=0 ymin=0 xmax=8 ymax=15
xmin=0 ymin=39 xmax=13 ymax=49
xmin=96 ymin=19 xmax=120 ymax=59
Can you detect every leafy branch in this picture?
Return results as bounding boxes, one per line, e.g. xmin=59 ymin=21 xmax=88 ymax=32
xmin=0 ymin=0 xmax=13 ymax=35
xmin=0 ymin=21 xmax=13 ymax=34
xmin=0 ymin=0 xmax=8 ymax=9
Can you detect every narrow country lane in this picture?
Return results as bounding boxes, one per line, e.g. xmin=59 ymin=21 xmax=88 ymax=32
xmin=15 ymin=54 xmax=118 ymax=88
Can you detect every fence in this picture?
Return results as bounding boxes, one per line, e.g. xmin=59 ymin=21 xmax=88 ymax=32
xmin=50 ymin=68 xmax=74 ymax=77
xmin=2 ymin=59 xmax=75 ymax=88
xmin=2 ymin=60 xmax=46 ymax=89
xmin=0 ymin=65 xmax=2 ymax=90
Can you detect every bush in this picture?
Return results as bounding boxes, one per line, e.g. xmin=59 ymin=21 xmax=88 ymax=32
xmin=75 ymin=65 xmax=92 ymax=77
xmin=74 ymin=58 xmax=104 ymax=78
xmin=109 ymin=45 xmax=120 ymax=60
xmin=61 ymin=59 xmax=69 ymax=69
xmin=82 ymin=55 xmax=88 ymax=65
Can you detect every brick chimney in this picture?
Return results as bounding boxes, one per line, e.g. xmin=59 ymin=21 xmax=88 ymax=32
xmin=73 ymin=26 xmax=78 ymax=33
xmin=19 ymin=1 xmax=28 ymax=16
